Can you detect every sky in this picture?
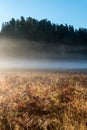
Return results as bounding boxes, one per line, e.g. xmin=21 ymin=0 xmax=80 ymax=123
xmin=0 ymin=0 xmax=87 ymax=30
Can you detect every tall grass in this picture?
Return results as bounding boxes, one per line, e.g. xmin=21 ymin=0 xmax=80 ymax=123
xmin=0 ymin=72 xmax=87 ymax=130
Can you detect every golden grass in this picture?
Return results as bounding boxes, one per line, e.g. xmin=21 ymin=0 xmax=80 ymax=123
xmin=0 ymin=72 xmax=87 ymax=130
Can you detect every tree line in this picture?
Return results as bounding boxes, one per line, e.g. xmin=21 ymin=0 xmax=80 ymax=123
xmin=1 ymin=16 xmax=87 ymax=46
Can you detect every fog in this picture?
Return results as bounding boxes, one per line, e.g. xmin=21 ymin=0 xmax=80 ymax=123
xmin=0 ymin=59 xmax=87 ymax=70
xmin=0 ymin=38 xmax=87 ymax=70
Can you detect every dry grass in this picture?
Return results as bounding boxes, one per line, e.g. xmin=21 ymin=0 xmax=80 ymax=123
xmin=0 ymin=71 xmax=87 ymax=130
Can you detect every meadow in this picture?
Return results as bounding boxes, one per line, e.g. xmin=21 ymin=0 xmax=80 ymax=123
xmin=0 ymin=71 xmax=87 ymax=130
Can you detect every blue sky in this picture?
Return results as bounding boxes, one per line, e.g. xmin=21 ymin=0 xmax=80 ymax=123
xmin=0 ymin=0 xmax=87 ymax=30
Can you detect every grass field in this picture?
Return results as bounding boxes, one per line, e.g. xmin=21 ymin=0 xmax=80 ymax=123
xmin=0 ymin=71 xmax=87 ymax=130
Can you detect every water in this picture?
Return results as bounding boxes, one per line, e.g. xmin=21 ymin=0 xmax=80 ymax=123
xmin=0 ymin=59 xmax=87 ymax=70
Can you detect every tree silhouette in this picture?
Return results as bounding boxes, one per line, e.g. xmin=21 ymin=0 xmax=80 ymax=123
xmin=0 ymin=16 xmax=87 ymax=46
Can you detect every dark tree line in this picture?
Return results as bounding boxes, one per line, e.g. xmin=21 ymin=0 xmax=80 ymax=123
xmin=1 ymin=16 xmax=87 ymax=46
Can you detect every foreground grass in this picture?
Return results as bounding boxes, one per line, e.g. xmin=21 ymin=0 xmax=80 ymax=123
xmin=0 ymin=71 xmax=87 ymax=130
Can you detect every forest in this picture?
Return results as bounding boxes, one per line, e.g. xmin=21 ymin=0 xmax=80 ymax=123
xmin=0 ymin=16 xmax=87 ymax=60
xmin=0 ymin=16 xmax=87 ymax=46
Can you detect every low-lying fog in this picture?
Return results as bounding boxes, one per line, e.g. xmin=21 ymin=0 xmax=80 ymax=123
xmin=0 ymin=59 xmax=87 ymax=69
xmin=0 ymin=38 xmax=87 ymax=70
